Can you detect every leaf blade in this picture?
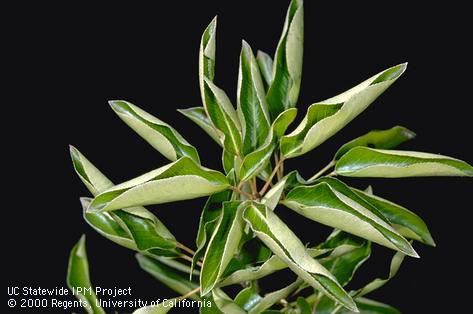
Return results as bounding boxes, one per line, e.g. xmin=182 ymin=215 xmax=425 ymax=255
xmin=243 ymin=203 xmax=357 ymax=312
xmin=336 ymin=147 xmax=473 ymax=177
xmin=334 ymin=126 xmax=416 ymax=160
xmin=266 ymin=0 xmax=304 ymax=120
xmin=88 ymin=157 xmax=230 ymax=212
xmin=66 ymin=236 xmax=105 ymax=314
xmin=110 ymin=100 xmax=200 ymax=163
xmin=283 ymin=182 xmax=418 ymax=257
xmin=200 ymin=201 xmax=244 ymax=295
xmin=237 ymin=41 xmax=271 ymax=155
xmin=281 ymin=64 xmax=407 ymax=158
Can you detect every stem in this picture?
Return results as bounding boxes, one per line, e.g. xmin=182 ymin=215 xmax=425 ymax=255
xmin=259 ymin=157 xmax=285 ymax=196
xmin=230 ymin=186 xmax=254 ymax=200
xmin=178 ymin=287 xmax=201 ymax=301
xmin=308 ymin=160 xmax=335 ymax=182
xmin=176 ymin=242 xmax=196 ymax=255
xmin=250 ymin=177 xmax=258 ymax=197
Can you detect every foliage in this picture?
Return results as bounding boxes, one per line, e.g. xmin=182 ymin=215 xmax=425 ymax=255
xmin=68 ymin=1 xmax=472 ymax=313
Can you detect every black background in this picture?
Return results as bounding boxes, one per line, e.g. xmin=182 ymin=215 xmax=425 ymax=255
xmin=5 ymin=1 xmax=472 ymax=313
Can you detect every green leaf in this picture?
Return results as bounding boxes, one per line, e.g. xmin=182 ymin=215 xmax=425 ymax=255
xmin=136 ymin=254 xmax=200 ymax=301
xmin=334 ymin=126 xmax=416 ymax=160
xmin=243 ymin=203 xmax=357 ymax=312
xmin=267 ymin=0 xmax=304 ymax=120
xmin=203 ymin=78 xmax=242 ymax=155
xmin=248 ymin=279 xmax=302 ymax=314
xmin=200 ymin=201 xmax=244 ymax=295
xmin=317 ymin=297 xmax=401 ymax=314
xmin=219 ymin=248 xmax=327 ymax=287
xmin=198 ymin=17 xmax=242 ymax=155
xmin=80 ymin=198 xmax=136 ymax=250
xmin=353 ymin=250 xmax=406 ymax=298
xmin=318 ymin=230 xmax=371 ymax=286
xmin=222 ymin=150 xmax=236 ymax=174
xmin=354 ymin=188 xmax=435 ymax=246
xmin=109 ymin=100 xmax=200 ymax=163
xmin=296 ymin=296 xmax=312 ymax=314
xmin=280 ymin=63 xmax=407 ymax=158
xmin=234 ymin=283 xmax=262 ymax=311
xmin=201 ymin=289 xmax=246 ymax=314
xmin=193 ymin=188 xmax=233 ymax=276
xmin=178 ymin=107 xmax=224 ymax=145
xmin=336 ymin=147 xmax=473 ymax=177
xmin=133 ymin=298 xmax=178 ymax=314
xmin=344 ymin=297 xmax=401 ymax=314
xmin=256 ymin=50 xmax=273 ymax=88
xmin=67 ymin=236 xmax=105 ymax=314
xmin=71 ymin=147 xmax=175 ymax=253
xmin=70 ymin=145 xmax=114 ymax=195
xmin=199 ymin=17 xmax=217 ymax=101
xmin=262 ymin=170 xmax=308 ymax=208
xmin=237 ymin=40 xmax=271 ymax=155
xmin=239 ymin=108 xmax=297 ymax=181
xmin=283 ymin=182 xmax=418 ymax=257
xmin=88 ymin=157 xmax=230 ymax=212
xmin=112 ymin=210 xmax=178 ymax=257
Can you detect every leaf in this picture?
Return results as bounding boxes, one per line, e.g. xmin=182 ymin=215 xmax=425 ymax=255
xmin=266 ymin=0 xmax=304 ymax=120
xmin=280 ymin=63 xmax=407 ymax=158
xmin=318 ymin=230 xmax=371 ymax=286
xmin=200 ymin=201 xmax=244 ymax=295
xmin=193 ymin=188 xmax=233 ymax=276
xmin=296 ymin=296 xmax=312 ymax=314
xmin=80 ymin=198 xmax=136 ymax=250
xmin=334 ymin=126 xmax=416 ymax=160
xmin=336 ymin=147 xmax=473 ymax=177
xmin=203 ymin=78 xmax=242 ymax=155
xmin=219 ymin=248 xmax=327 ymax=287
xmin=71 ymin=147 xmax=175 ymax=253
xmin=354 ymin=188 xmax=435 ymax=246
xmin=239 ymin=108 xmax=297 ymax=181
xmin=178 ymin=107 xmax=224 ymax=145
xmin=112 ymin=210 xmax=178 ymax=257
xmin=234 ymin=283 xmax=262 ymax=311
xmin=237 ymin=40 xmax=271 ymax=155
xmin=256 ymin=50 xmax=273 ymax=88
xmin=67 ymin=236 xmax=105 ymax=314
xmin=133 ymin=299 xmax=178 ymax=314
xmin=199 ymin=17 xmax=217 ymax=101
xmin=317 ymin=297 xmax=401 ymax=314
xmin=198 ymin=17 xmax=241 ymax=155
xmin=352 ymin=250 xmax=406 ymax=298
xmin=136 ymin=254 xmax=200 ymax=301
xmin=248 ymin=279 xmax=302 ymax=314
xmin=243 ymin=203 xmax=357 ymax=312
xmin=109 ymin=100 xmax=200 ymax=163
xmin=222 ymin=150 xmax=236 ymax=174
xmin=211 ymin=289 xmax=246 ymax=314
xmin=283 ymin=181 xmax=418 ymax=257
xmin=342 ymin=297 xmax=401 ymax=314
xmin=88 ymin=157 xmax=230 ymax=212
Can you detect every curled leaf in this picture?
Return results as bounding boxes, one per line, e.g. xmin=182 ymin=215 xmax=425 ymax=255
xmin=88 ymin=157 xmax=230 ymax=212
xmin=283 ymin=182 xmax=418 ymax=257
xmin=67 ymin=236 xmax=105 ymax=314
xmin=110 ymin=100 xmax=200 ymax=163
xmin=334 ymin=126 xmax=416 ymax=160
xmin=281 ymin=64 xmax=407 ymax=158
xmin=243 ymin=203 xmax=357 ymax=312
xmin=267 ymin=0 xmax=304 ymax=120
xmin=336 ymin=147 xmax=473 ymax=177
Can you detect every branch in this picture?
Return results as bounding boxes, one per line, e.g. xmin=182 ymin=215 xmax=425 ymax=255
xmin=308 ymin=160 xmax=335 ymax=182
xmin=259 ymin=157 xmax=285 ymax=196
